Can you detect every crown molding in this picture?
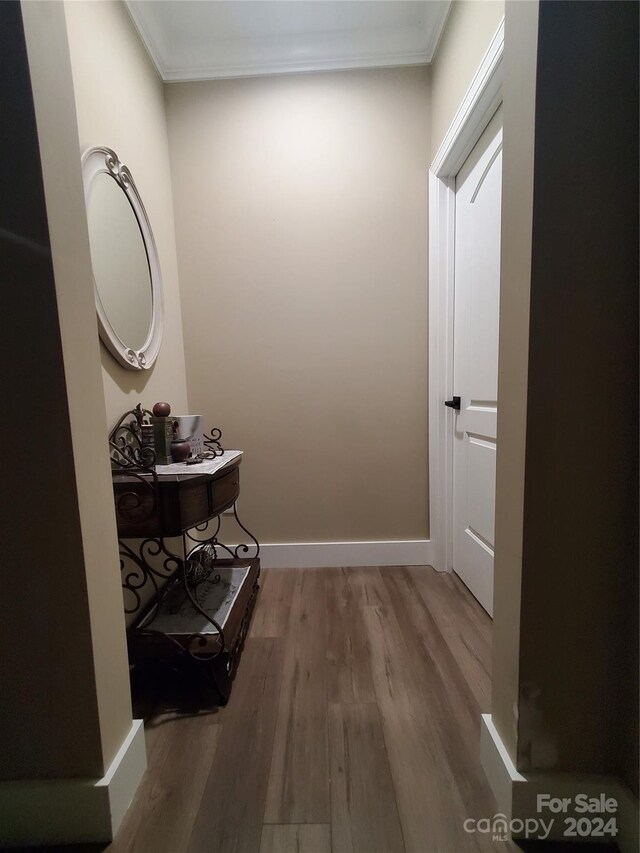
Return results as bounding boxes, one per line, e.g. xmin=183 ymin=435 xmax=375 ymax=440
xmin=161 ymin=52 xmax=431 ymax=83
xmin=124 ymin=0 xmax=450 ymax=83
xmin=425 ymin=0 xmax=452 ymax=64
xmin=123 ymin=0 xmax=167 ymax=79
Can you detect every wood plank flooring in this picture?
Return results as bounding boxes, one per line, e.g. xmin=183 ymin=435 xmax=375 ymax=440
xmin=107 ymin=566 xmax=512 ymax=853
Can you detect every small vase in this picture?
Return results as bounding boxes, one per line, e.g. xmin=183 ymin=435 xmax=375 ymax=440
xmin=171 ymin=439 xmax=191 ymax=462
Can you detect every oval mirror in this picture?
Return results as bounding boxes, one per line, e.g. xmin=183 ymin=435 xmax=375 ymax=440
xmin=82 ymin=147 xmax=163 ymax=370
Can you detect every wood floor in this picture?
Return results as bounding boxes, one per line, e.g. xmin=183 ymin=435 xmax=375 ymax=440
xmin=109 ymin=566 xmax=511 ymax=853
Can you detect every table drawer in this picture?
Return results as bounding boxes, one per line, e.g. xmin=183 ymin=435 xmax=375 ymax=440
xmin=175 ymin=467 xmax=239 ymax=530
xmin=209 ymin=467 xmax=240 ymax=517
xmin=177 ymin=480 xmax=211 ymax=530
xmin=113 ymin=459 xmax=242 ymax=538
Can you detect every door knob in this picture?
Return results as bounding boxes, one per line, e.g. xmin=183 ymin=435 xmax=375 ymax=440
xmin=444 ymin=396 xmax=461 ymax=410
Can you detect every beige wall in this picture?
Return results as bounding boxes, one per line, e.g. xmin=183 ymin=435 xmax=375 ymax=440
xmin=491 ymin=0 xmax=538 ymax=764
xmin=492 ymin=0 xmax=639 ymax=797
xmin=516 ymin=0 xmax=638 ymax=789
xmin=1 ymin=0 xmax=131 ymax=781
xmin=166 ymin=67 xmax=430 ymax=543
xmin=64 ymin=0 xmax=188 ymax=425
xmin=430 ymin=0 xmax=504 ymax=159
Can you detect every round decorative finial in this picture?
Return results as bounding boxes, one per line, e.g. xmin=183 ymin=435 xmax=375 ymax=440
xmin=152 ymin=401 xmax=171 ymax=417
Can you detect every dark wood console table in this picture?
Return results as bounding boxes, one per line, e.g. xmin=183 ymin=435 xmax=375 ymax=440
xmin=110 ymin=407 xmax=260 ymax=705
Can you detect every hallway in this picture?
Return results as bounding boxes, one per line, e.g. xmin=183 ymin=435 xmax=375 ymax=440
xmin=111 ymin=566 xmax=509 ymax=853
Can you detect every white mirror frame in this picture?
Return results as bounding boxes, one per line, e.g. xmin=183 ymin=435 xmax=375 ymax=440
xmin=82 ymin=146 xmax=163 ymax=370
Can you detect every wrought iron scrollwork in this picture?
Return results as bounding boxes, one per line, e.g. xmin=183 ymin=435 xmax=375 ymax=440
xmin=119 ymin=534 xmax=226 ymax=659
xmin=111 ymin=404 xmax=260 ymax=697
xmin=202 ymin=427 xmax=224 ymax=457
xmin=109 ymin=404 xmax=156 ymax=470
xmin=184 ymin=502 xmax=260 ymax=562
xmin=109 ymin=405 xmax=159 ymax=531
xmin=119 ymin=499 xmax=259 ymax=659
xmin=230 ymin=503 xmax=261 ymax=560
xmin=119 ymin=538 xmax=176 ymax=619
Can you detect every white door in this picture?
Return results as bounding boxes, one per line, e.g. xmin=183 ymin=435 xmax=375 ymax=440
xmin=451 ymin=107 xmax=503 ymax=616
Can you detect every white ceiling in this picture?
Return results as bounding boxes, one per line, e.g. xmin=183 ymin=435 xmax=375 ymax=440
xmin=124 ymin=1 xmax=451 ymax=82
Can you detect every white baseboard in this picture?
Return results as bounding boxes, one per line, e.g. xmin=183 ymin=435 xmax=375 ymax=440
xmin=481 ymin=714 xmax=639 ymax=851
xmin=0 ymin=719 xmax=146 ymax=847
xmin=480 ymin=712 xmax=526 ymax=811
xmin=254 ymin=539 xmax=434 ymax=569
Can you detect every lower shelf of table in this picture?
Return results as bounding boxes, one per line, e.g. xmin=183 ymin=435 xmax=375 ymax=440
xmin=127 ymin=557 xmax=260 ymax=703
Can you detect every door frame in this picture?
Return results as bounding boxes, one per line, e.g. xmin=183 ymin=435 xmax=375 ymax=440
xmin=428 ymin=19 xmax=504 ymax=573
